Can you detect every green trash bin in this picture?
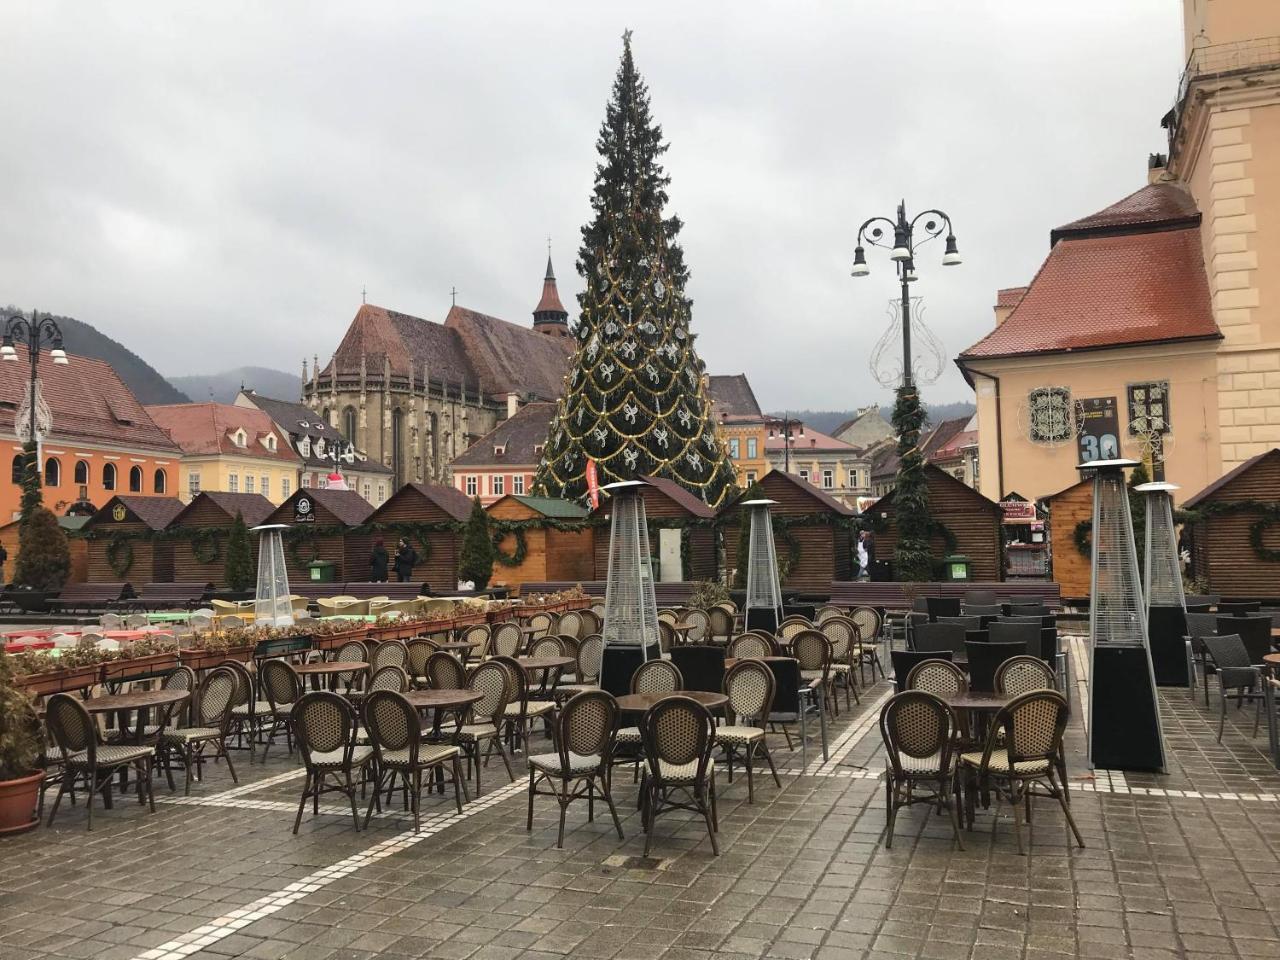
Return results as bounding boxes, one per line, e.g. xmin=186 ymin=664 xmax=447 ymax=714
xmin=944 ymin=555 xmax=971 ymax=581
xmin=307 ymin=560 xmax=336 ymax=583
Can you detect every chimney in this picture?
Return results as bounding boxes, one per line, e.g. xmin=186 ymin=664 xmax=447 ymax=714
xmin=993 ymin=287 xmax=1027 ymax=327
xmin=507 ymin=392 xmax=520 ymax=418
xmin=1147 ymin=152 xmax=1170 ymax=185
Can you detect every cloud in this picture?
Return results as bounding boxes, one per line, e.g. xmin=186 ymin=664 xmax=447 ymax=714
xmin=0 ymin=1 xmax=1181 ymax=408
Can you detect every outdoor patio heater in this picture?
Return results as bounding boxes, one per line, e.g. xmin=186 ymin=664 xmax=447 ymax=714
xmin=741 ymin=499 xmax=784 ymax=633
xmin=599 ymin=480 xmax=661 ymax=696
xmin=251 ymin=524 xmax=294 ymax=628
xmin=1079 ymin=459 xmax=1166 ymax=772
xmin=1136 ymin=481 xmax=1190 ymax=688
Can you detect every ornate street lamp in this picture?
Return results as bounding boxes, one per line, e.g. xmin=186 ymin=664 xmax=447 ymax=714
xmin=2 ymin=311 xmax=69 ymax=452
xmin=767 ymin=414 xmax=804 ymax=473
xmin=850 ymin=201 xmax=960 ymax=387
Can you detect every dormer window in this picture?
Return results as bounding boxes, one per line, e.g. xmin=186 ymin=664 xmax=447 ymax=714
xmin=233 ymin=429 xmax=247 ymax=448
xmin=299 ymin=437 xmax=311 ymax=457
xmin=494 ymin=444 xmax=506 ymax=457
xmin=533 ymin=443 xmax=544 ymax=455
xmin=265 ymin=434 xmax=277 ymax=452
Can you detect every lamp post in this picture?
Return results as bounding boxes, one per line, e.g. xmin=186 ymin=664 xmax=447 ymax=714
xmin=768 ymin=414 xmax=804 ymax=474
xmin=2 ymin=311 xmax=69 ymax=453
xmin=850 ymin=201 xmax=961 ymax=387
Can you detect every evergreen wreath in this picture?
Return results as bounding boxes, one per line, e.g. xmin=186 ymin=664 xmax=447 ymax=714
xmin=1073 ymin=520 xmax=1092 ymax=558
xmin=492 ymin=527 xmax=528 ymax=568
xmin=105 ymin=534 xmax=134 ymax=578
xmin=190 ymin=528 xmax=222 ymax=564
xmin=1250 ymin=516 xmax=1280 ymax=563
xmin=287 ymin=532 xmax=322 ymax=568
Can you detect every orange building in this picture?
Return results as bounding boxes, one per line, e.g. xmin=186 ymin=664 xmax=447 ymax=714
xmin=0 ymin=348 xmax=181 ymax=521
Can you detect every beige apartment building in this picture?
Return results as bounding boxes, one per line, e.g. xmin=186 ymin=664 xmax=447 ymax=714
xmin=959 ymin=0 xmax=1280 ymax=505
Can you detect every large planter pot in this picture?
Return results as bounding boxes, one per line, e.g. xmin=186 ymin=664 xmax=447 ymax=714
xmin=7 ymin=590 xmax=53 ymax=614
xmin=19 ymin=665 xmax=103 ymax=696
xmin=180 ymin=647 xmax=253 ymax=671
xmin=102 ymin=652 xmax=179 ymax=683
xmin=0 ymin=771 xmax=43 ymax=835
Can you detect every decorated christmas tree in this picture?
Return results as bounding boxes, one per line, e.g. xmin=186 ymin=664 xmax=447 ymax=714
xmin=533 ymin=32 xmax=738 ymax=508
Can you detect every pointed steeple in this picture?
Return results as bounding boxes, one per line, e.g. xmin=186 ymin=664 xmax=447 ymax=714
xmin=533 ymin=251 xmax=569 ymax=335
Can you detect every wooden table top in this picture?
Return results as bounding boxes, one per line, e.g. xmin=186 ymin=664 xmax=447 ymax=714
xmin=1262 ymin=653 xmax=1280 ymax=667
xmin=516 ymin=656 xmax=574 ymax=670
xmin=942 ymin=692 xmax=1014 ymax=711
xmin=615 ymin=690 xmax=728 ymax=712
xmin=403 ymin=689 xmax=484 ymax=710
xmin=724 ymin=656 xmax=792 ymax=668
xmin=295 ymin=660 xmax=368 ymax=675
xmin=435 ymin=640 xmax=478 ymax=651
xmin=84 ymin=689 xmax=190 ymax=712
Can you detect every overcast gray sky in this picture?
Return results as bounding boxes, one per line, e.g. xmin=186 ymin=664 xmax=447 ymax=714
xmin=1 ymin=1 xmax=1181 ymax=410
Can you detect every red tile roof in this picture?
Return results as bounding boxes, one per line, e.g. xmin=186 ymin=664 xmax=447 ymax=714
xmin=533 ymin=257 xmax=567 ymax=316
xmin=922 ymin=418 xmax=970 ymax=460
xmin=959 ymin=227 xmax=1219 ymax=360
xmin=446 ymin=306 xmax=574 ymax=401
xmin=0 ymin=348 xmax=179 ymax=453
xmin=146 ymin=403 xmax=301 ymax=464
xmin=764 ymin=422 xmax=857 ymax=454
xmin=1051 ymin=183 xmax=1199 ymax=243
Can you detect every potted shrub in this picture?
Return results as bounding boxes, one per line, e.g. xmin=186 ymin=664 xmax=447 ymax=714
xmin=0 ymin=653 xmax=43 ymax=834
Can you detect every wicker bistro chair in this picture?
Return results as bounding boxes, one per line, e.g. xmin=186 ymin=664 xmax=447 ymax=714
xmin=777 ymin=616 xmax=813 ymax=645
xmin=490 ymin=621 xmax=523 ymax=659
xmin=727 ymin=633 xmax=775 ymax=660
xmin=995 ymin=656 xmax=1057 ymax=696
xmin=157 ymin=665 xmax=240 ymax=795
xmin=291 ymin=692 xmax=375 ymax=832
xmin=45 ymin=693 xmax=157 ymax=830
xmin=107 ymin=666 xmax=196 ymax=743
xmin=715 ymin=660 xmax=782 ymax=802
xmin=493 ymin=655 xmax=558 ymax=756
xmin=965 ymin=641 xmax=1026 ymax=694
xmin=366 ymin=665 xmax=409 ymax=695
xmin=905 ymin=659 xmax=967 ymax=697
xmin=425 ymin=651 xmax=467 ymax=691
xmin=526 ymin=636 xmax=569 ymax=697
xmin=362 ymin=690 xmax=467 ymax=830
xmin=614 ymin=659 xmax=684 ymax=768
xmin=557 ymin=610 xmax=588 ymax=641
xmin=557 ymin=634 xmax=605 ymax=699
xmin=640 ymin=695 xmax=720 ymax=855
xmin=370 ymin=640 xmax=409 ymax=673
xmin=224 ymin=659 xmax=266 ymax=755
xmin=331 ymin=640 xmax=369 ymax=695
xmin=879 ymin=691 xmax=964 ymax=849
xmin=527 ymin=690 xmax=624 ymax=848
xmin=657 ymin=620 xmax=678 ymax=653
xmin=456 ymin=661 xmax=516 ymax=794
xmin=959 ymin=689 xmax=1083 ymax=854
xmin=1202 ymin=634 xmax=1265 ymax=741
xmin=524 ymin=611 xmax=558 ymax=641
xmin=848 ymin=606 xmax=886 ymax=682
xmin=259 ymin=659 xmax=303 ymax=761
xmin=792 ymin=629 xmax=836 ymax=720
xmin=820 ymin=617 xmax=863 ymax=710
xmin=406 ymin=638 xmax=437 ymax=687
xmin=657 ymin=609 xmax=680 ymax=626
xmin=707 ymin=606 xmax=735 ymax=643
xmin=458 ymin=624 xmax=491 ymax=661
xmin=815 ymin=604 xmax=844 ymax=624
xmin=683 ymin=609 xmax=711 ymax=644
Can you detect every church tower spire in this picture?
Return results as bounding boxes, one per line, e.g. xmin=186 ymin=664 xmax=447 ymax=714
xmin=532 ymin=250 xmax=570 ymax=337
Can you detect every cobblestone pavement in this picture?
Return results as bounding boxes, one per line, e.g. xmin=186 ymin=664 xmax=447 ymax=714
xmin=4 ymin=640 xmax=1280 ymax=960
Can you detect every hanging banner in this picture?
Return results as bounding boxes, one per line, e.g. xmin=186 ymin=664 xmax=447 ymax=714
xmin=1076 ymin=396 xmax=1120 ymax=464
xmin=585 ymin=459 xmax=600 ymax=510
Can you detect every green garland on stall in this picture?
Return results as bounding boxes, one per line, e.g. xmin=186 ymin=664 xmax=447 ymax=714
xmin=1073 ymin=499 xmax=1280 ymax=563
xmin=105 ymin=534 xmax=134 ymax=578
xmin=492 ymin=526 xmax=529 ymax=568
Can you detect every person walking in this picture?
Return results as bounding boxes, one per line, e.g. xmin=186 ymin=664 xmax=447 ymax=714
xmin=856 ymin=531 xmax=869 ymax=581
xmin=393 ymin=537 xmax=418 ymax=583
xmin=369 ymin=538 xmax=389 ymax=582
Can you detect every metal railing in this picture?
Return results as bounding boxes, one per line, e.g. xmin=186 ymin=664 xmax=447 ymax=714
xmin=1168 ymin=36 xmax=1280 ymax=144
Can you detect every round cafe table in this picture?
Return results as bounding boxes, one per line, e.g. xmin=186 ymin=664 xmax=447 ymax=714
xmin=515 ymin=656 xmax=575 ymax=672
xmin=403 ymin=689 xmax=484 ymax=711
xmin=84 ymin=688 xmax=191 ymax=744
xmin=294 ymin=660 xmax=368 ymax=691
xmin=435 ymin=640 xmax=479 ymax=662
xmin=614 ymin=690 xmax=728 ymax=713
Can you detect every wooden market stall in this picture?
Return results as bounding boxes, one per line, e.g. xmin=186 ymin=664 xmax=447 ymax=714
xmin=1040 ymin=478 xmax=1092 ymax=600
xmin=263 ymin=487 xmax=375 ymax=586
xmin=0 ymin=515 xmax=89 ymax=585
xmin=169 ymin=491 xmax=275 ymax=586
xmin=592 ymin=475 xmax=717 ymax=583
xmin=82 ymin=495 xmax=185 ymax=584
xmin=866 ymin=464 xmax=1004 ymax=582
xmin=1183 ymin=447 xmax=1280 ymax=598
xmin=349 ymin=482 xmax=473 ymax=594
xmin=487 ymin=495 xmax=593 ymax=590
xmin=720 ymin=470 xmax=855 ymax=595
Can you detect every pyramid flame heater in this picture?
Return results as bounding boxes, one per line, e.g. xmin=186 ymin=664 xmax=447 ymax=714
xmin=1136 ymin=481 xmax=1191 ymax=687
xmin=1079 ymin=459 xmax=1166 ymax=771
xmin=741 ymin=499 xmax=784 ymax=633
xmin=599 ymin=481 xmax=661 ymax=695
xmin=251 ymin=524 xmax=295 ymax=628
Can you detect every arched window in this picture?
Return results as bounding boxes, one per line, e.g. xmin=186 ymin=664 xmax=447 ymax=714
xmin=342 ymin=406 xmax=357 ymax=441
xmin=154 ymin=468 xmax=167 ymax=494
xmin=11 ymin=455 xmax=23 ymax=484
xmin=74 ymin=460 xmax=89 ymax=485
xmin=129 ymin=465 xmax=143 ymax=492
xmin=44 ymin=458 xmax=60 ymax=487
xmin=321 ymin=407 xmax=330 ymax=426
xmin=391 ymin=408 xmax=404 ymax=485
xmin=103 ymin=462 xmax=117 ymax=491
